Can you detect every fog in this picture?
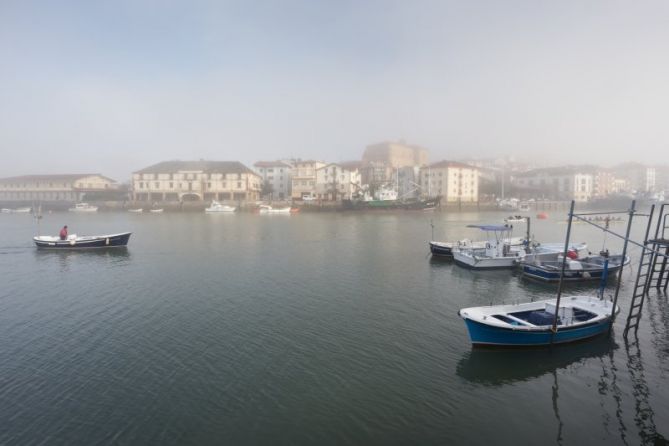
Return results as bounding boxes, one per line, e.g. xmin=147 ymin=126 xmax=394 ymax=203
xmin=1 ymin=0 xmax=668 ymax=181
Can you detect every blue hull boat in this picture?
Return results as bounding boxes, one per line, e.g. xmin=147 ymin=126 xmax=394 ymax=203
xmin=459 ymin=296 xmax=618 ymax=347
xmin=34 ymin=232 xmax=132 ymax=249
xmin=520 ymin=254 xmax=630 ymax=282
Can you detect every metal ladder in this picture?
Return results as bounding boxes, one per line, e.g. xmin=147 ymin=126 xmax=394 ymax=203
xmin=647 ymin=207 xmax=669 ymax=291
xmin=624 ymin=205 xmax=656 ymax=337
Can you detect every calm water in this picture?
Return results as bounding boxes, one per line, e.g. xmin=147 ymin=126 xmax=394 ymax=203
xmin=1 ymin=210 xmax=668 ymax=445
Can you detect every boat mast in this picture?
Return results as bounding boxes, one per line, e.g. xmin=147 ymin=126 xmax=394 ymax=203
xmin=552 ymin=200 xmax=575 ymax=341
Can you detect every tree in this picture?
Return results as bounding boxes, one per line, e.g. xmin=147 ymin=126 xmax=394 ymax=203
xmin=261 ymin=180 xmax=274 ymax=200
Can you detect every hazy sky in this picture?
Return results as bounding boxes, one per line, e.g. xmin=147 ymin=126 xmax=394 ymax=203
xmin=1 ymin=0 xmax=668 ymax=180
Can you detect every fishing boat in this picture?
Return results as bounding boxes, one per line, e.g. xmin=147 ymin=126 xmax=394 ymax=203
xmin=258 ymin=205 xmax=292 ymax=214
xmin=33 ymin=232 xmax=132 ymax=249
xmin=452 ymin=225 xmax=527 ymax=268
xmin=149 ymin=209 xmax=164 ymax=213
xmin=205 ymin=200 xmax=236 ymax=213
xmin=429 ymin=236 xmax=526 ymax=258
xmin=68 ymin=203 xmax=98 ymax=212
xmin=1 ymin=208 xmax=11 ymax=213
xmin=458 ymin=295 xmax=619 ymax=346
xmin=519 ymin=253 xmax=630 ymax=282
xmin=128 ymin=208 xmax=143 ymax=213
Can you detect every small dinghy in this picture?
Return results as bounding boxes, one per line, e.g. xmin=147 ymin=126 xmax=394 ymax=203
xmin=504 ymin=215 xmax=526 ymax=223
xmin=34 ymin=232 xmax=132 ymax=249
xmin=459 ymin=295 xmax=618 ymax=347
xmin=149 ymin=209 xmax=164 ymax=213
xmin=128 ymin=208 xmax=143 ymax=213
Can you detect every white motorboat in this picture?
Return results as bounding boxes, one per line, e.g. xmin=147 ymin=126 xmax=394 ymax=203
xmin=68 ymin=203 xmax=98 ymax=212
xmin=205 ymin=200 xmax=236 ymax=213
xmin=128 ymin=208 xmax=143 ymax=213
xmin=149 ymin=209 xmax=164 ymax=213
xmin=453 ymin=224 xmax=526 ymax=269
xmin=1 ymin=208 xmax=10 ymax=213
xmin=429 ymin=236 xmax=525 ymax=257
xmin=258 ymin=205 xmax=293 ymax=214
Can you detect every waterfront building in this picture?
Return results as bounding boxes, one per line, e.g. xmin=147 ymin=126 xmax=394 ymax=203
xmin=361 ymin=140 xmax=429 ymax=186
xmin=253 ymin=160 xmax=293 ymax=200
xmin=132 ymin=161 xmax=261 ymax=202
xmin=594 ymin=170 xmax=616 ymax=198
xmin=611 ymin=162 xmax=656 ymax=194
xmin=314 ymin=162 xmax=362 ymax=201
xmin=291 ymin=160 xmax=326 ymax=200
xmin=420 ymin=161 xmax=479 ymax=202
xmin=0 ymin=174 xmax=118 ymax=202
xmin=512 ymin=166 xmax=595 ymax=202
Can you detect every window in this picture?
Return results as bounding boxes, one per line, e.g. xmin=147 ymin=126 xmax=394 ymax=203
xmin=155 ymin=182 xmax=159 ymax=188
xmin=207 ymin=182 xmax=211 ymax=188
xmin=169 ymin=182 xmax=173 ymax=188
xmin=140 ymin=182 xmax=144 ymax=189
xmin=237 ymin=182 xmax=242 ymax=188
xmin=223 ymin=182 xmax=227 ymax=188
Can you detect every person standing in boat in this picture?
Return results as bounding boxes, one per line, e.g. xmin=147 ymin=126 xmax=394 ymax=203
xmin=59 ymin=225 xmax=68 ymax=240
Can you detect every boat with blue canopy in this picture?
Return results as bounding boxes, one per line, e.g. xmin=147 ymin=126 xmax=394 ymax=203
xmin=453 ymin=224 xmax=528 ymax=269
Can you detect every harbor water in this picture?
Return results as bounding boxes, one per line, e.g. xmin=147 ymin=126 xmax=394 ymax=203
xmin=1 ymin=210 xmax=668 ymax=445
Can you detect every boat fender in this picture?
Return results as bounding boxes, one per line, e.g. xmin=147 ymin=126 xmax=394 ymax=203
xmin=106 ymin=238 xmax=110 ymax=245
xmin=70 ymin=239 xmax=76 ymax=246
xmin=583 ymin=271 xmax=591 ymax=279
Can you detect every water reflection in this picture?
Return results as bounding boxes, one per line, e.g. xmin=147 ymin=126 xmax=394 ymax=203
xmin=623 ymin=339 xmax=664 ymax=445
xmin=33 ymin=247 xmax=130 ymax=260
xmin=456 ymin=336 xmax=617 ymax=386
xmin=33 ymin=247 xmax=130 ymax=272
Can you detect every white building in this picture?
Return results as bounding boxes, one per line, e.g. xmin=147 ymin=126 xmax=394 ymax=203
xmin=512 ymin=167 xmax=594 ymax=202
xmin=132 ymin=160 xmax=261 ymax=202
xmin=0 ymin=174 xmax=118 ymax=202
xmin=315 ymin=162 xmax=362 ymax=201
xmin=420 ymin=161 xmax=479 ymax=202
xmin=253 ymin=161 xmax=293 ymax=200
xmin=291 ymin=160 xmax=326 ymax=200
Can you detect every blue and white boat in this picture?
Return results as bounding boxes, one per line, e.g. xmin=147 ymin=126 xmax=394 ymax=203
xmin=459 ymin=295 xmax=618 ymax=347
xmin=34 ymin=232 xmax=131 ymax=249
xmin=520 ymin=253 xmax=630 ymax=282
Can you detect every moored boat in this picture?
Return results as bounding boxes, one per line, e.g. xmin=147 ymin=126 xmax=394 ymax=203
xmin=33 ymin=232 xmax=132 ymax=249
xmin=258 ymin=205 xmax=292 ymax=214
xmin=205 ymin=200 xmax=236 ymax=213
xmin=452 ymin=225 xmax=527 ymax=269
xmin=520 ymin=253 xmax=630 ymax=282
xmin=149 ymin=208 xmax=164 ymax=213
xmin=459 ymin=295 xmax=618 ymax=347
xmin=128 ymin=208 xmax=143 ymax=213
xmin=429 ymin=236 xmax=525 ymax=258
xmin=68 ymin=203 xmax=98 ymax=212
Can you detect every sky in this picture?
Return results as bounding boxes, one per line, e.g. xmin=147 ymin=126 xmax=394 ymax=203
xmin=1 ymin=0 xmax=668 ymax=181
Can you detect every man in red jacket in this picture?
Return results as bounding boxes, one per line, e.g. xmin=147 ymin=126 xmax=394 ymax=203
xmin=59 ymin=225 xmax=68 ymax=240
